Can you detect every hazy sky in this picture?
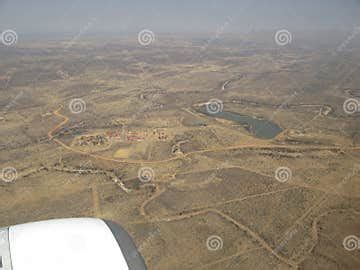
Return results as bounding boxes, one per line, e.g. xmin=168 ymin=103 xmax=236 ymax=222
xmin=1 ymin=0 xmax=360 ymax=34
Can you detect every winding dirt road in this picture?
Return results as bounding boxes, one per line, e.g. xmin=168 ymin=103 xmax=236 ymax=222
xmin=47 ymin=106 xmax=359 ymax=166
xmin=46 ymin=105 xmax=360 ymax=268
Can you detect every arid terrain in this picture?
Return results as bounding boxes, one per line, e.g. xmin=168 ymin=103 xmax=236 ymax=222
xmin=1 ymin=32 xmax=359 ymax=269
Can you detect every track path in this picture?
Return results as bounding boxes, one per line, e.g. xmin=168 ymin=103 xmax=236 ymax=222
xmin=47 ymin=105 xmax=360 ymax=268
xmin=47 ymin=106 xmax=360 ymax=166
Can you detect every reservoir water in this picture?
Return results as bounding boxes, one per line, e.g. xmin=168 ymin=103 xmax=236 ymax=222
xmin=203 ymin=110 xmax=282 ymax=139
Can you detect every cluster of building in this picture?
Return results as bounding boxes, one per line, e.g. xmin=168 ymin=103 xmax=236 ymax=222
xmin=76 ymin=135 xmax=109 ymax=146
xmin=105 ymin=129 xmax=168 ymax=142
